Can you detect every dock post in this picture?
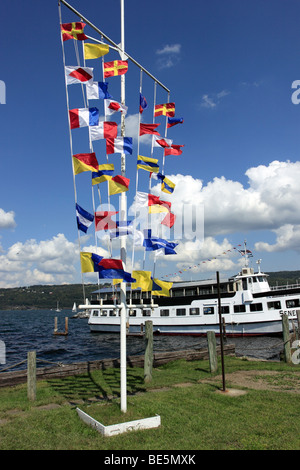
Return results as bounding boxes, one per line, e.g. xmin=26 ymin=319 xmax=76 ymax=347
xmin=65 ymin=316 xmax=69 ymax=335
xmin=144 ymin=321 xmax=153 ymax=383
xmin=27 ymin=351 xmax=36 ymax=401
xmin=207 ymin=331 xmax=218 ymax=373
xmin=54 ymin=317 xmax=58 ymax=333
xmin=282 ymin=314 xmax=292 ymax=363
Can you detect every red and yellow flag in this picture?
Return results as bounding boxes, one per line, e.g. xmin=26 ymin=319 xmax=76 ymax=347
xmin=103 ymin=60 xmax=128 ymax=78
xmin=154 ymin=102 xmax=175 ymax=117
xmin=61 ymin=22 xmax=87 ymax=41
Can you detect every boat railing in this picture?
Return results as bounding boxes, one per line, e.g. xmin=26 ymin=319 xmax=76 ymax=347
xmin=270 ymin=283 xmax=300 ymax=291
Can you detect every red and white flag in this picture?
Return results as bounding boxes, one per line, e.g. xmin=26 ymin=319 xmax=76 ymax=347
xmin=90 ymin=121 xmax=118 ymax=141
xmin=65 ymin=66 xmax=93 ymax=84
xmin=153 ymin=137 xmax=173 ymax=148
xmin=104 ymin=99 xmax=128 ymax=116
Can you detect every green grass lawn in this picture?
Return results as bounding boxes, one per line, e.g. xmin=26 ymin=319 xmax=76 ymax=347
xmin=0 ymin=357 xmax=299 ymax=450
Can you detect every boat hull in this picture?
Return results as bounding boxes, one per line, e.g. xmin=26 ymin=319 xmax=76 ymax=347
xmin=88 ymin=318 xmax=285 ymax=337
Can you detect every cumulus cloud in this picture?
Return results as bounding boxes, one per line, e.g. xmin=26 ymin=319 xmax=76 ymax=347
xmin=0 ymin=234 xmax=79 ymax=287
xmin=0 ymin=208 xmax=16 ymax=229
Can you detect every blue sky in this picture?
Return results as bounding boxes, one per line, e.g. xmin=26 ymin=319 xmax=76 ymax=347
xmin=1 ymin=0 xmax=300 ymax=287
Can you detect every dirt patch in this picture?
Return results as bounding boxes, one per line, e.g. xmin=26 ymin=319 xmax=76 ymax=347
xmin=201 ymin=370 xmax=300 ymax=394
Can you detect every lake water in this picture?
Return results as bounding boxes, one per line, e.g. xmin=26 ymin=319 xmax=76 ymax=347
xmin=0 ymin=309 xmax=285 ymax=372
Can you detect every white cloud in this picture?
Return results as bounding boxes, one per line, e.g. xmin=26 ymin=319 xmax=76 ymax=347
xmin=156 ymin=43 xmax=182 ymax=69
xmin=255 ymin=224 xmax=300 ymax=253
xmin=201 ymin=90 xmax=230 ymax=109
xmin=0 ymin=208 xmax=16 ymax=229
xmin=0 ymin=234 xmax=79 ymax=287
xmin=156 ymin=44 xmax=181 ymax=55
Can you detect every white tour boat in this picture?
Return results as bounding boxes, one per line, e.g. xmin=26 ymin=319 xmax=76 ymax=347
xmin=80 ymin=262 xmax=300 ymax=337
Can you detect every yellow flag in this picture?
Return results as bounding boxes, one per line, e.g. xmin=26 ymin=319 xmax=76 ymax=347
xmin=132 ymin=270 xmax=152 ymax=291
xmin=84 ymin=43 xmax=109 ymax=59
xmin=113 ymin=279 xmax=122 ymax=285
xmin=152 ymin=278 xmax=173 ymax=297
xmin=80 ymin=252 xmax=94 ymax=273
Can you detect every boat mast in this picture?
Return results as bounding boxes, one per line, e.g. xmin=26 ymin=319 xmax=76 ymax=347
xmin=243 ymin=239 xmax=249 ymax=268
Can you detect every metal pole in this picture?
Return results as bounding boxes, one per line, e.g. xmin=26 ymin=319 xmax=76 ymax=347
xmin=119 ymin=0 xmax=127 ymax=413
xmin=216 ymin=271 xmax=226 ymax=392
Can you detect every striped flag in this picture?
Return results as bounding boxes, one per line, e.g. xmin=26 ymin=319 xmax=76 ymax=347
xmin=92 ymin=164 xmax=114 ymax=185
xmin=106 ymin=137 xmax=133 ymax=155
xmin=69 ymin=107 xmax=99 ymax=129
xmin=76 ymin=204 xmax=94 ymax=233
xmin=89 ymin=121 xmax=118 ymax=141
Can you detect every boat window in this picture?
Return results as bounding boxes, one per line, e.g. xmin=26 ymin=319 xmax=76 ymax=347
xmin=142 ymin=309 xmax=151 ymax=317
xmin=176 ymin=308 xmax=186 ymax=316
xmin=286 ymin=299 xmax=300 ymax=308
xmin=189 ymin=307 xmax=200 ymax=315
xmin=142 ymin=291 xmax=149 ymax=299
xmin=267 ymin=301 xmax=281 ymax=310
xmin=204 ymin=307 xmax=214 ymax=315
xmin=160 ymin=309 xmax=169 ymax=317
xmin=234 ymin=305 xmax=246 ymax=313
xmin=221 ymin=306 xmax=230 ymax=314
xmin=100 ymin=310 xmax=108 ymax=316
xmin=173 ymin=289 xmax=184 ymax=297
xmin=250 ymin=303 xmax=263 ymax=312
xmin=129 ymin=309 xmax=136 ymax=317
xmin=242 ymin=279 xmax=247 ymax=290
xmin=257 ymin=276 xmax=265 ymax=282
xmin=199 ymin=288 xmax=211 ymax=295
xmin=92 ymin=310 xmax=99 ymax=317
xmin=185 ymin=288 xmax=197 ymax=296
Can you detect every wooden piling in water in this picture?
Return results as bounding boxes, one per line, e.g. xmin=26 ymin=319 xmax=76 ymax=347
xmin=53 ymin=317 xmax=69 ymax=336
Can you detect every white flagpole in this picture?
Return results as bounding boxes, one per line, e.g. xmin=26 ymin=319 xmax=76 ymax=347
xmin=119 ymin=0 xmax=127 ymax=414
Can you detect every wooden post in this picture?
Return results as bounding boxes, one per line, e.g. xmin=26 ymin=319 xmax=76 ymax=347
xmin=54 ymin=317 xmax=58 ymax=333
xmin=282 ymin=314 xmax=292 ymax=363
xmin=65 ymin=316 xmax=69 ymax=335
xmin=207 ymin=331 xmax=218 ymax=373
xmin=144 ymin=321 xmax=153 ymax=383
xmin=27 ymin=350 xmax=36 ymax=401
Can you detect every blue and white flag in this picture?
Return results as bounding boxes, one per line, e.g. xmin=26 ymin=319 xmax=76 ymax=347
xmin=76 ymin=203 xmax=94 ymax=233
xmin=143 ymin=230 xmax=178 ymax=255
xmin=86 ymin=81 xmax=113 ymax=100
